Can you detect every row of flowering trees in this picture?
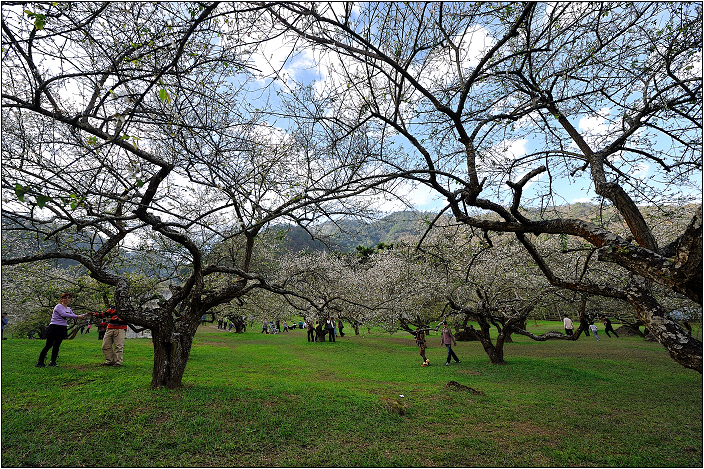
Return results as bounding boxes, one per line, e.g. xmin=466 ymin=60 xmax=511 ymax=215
xmin=2 ymin=2 xmax=700 ymax=386
xmin=267 ymin=211 xmax=699 ymax=364
xmin=4 ymin=204 xmax=699 ymax=368
xmin=260 ymin=1 xmax=702 ymax=372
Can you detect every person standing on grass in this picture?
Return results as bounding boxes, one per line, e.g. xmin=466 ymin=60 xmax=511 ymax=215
xmin=315 ymin=321 xmax=324 ymax=342
xmin=306 ymin=321 xmax=315 ymax=342
xmin=36 ymin=293 xmax=90 ymax=367
xmin=440 ymin=322 xmax=460 ymax=366
xmin=338 ymin=318 xmax=345 ymax=337
xmin=415 ymin=329 xmax=429 ymax=366
xmin=2 ymin=312 xmax=8 ymax=340
xmin=93 ymin=307 xmax=128 ymax=366
xmin=589 ymin=322 xmax=600 ymax=341
xmin=601 ymin=316 xmax=619 ymax=338
xmin=326 ymin=317 xmax=335 ymax=342
xmin=563 ymin=314 xmax=574 ymax=336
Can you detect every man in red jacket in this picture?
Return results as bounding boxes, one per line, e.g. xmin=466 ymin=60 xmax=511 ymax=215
xmin=93 ymin=307 xmax=128 ymax=366
xmin=97 ymin=319 xmax=108 ymax=340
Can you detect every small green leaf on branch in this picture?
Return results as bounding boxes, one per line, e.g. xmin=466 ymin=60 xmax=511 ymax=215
xmin=159 ymin=88 xmax=171 ymax=103
xmin=36 ymin=194 xmax=51 ymax=208
xmin=14 ymin=183 xmax=26 ymax=202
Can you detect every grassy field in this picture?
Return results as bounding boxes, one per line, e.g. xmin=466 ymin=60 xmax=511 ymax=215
xmin=1 ymin=321 xmax=702 ymax=467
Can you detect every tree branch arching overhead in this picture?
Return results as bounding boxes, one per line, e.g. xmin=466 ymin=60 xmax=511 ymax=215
xmin=262 ymin=1 xmax=702 ymax=372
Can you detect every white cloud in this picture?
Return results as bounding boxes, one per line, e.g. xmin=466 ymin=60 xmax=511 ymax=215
xmin=578 ymin=107 xmax=611 ymax=135
xmin=630 ymin=162 xmax=650 ymax=178
xmin=407 ymin=184 xmax=445 ymax=210
xmin=504 ymin=138 xmax=528 ymax=161
xmin=241 ymin=3 xmax=361 ymax=91
xmin=415 ymin=26 xmax=495 ymax=92
xmin=372 ymin=180 xmax=446 ymax=213
xmin=247 ymin=31 xmax=317 ymax=85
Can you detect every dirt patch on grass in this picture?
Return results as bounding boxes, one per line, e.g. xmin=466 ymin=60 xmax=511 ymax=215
xmin=445 ymin=380 xmax=484 ymax=395
xmin=154 ymin=413 xmax=172 ymax=424
xmin=74 ymin=364 xmax=99 ymax=371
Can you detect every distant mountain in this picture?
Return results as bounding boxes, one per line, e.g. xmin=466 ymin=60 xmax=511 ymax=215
xmin=268 ymin=203 xmax=700 ymax=253
xmin=6 ymin=203 xmax=695 ymax=262
xmin=268 ymin=211 xmax=437 ymax=253
xmin=1 ymin=217 xmax=82 ymax=268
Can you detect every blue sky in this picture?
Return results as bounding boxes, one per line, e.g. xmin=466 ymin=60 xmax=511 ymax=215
xmin=236 ymin=4 xmax=701 ymax=215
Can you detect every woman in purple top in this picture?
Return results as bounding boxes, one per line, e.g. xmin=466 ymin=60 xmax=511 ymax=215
xmin=35 ymin=293 xmax=89 ymax=367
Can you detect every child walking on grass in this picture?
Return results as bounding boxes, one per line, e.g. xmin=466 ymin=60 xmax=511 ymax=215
xmin=415 ymin=330 xmax=429 ymax=366
xmin=589 ymin=322 xmax=600 ymax=341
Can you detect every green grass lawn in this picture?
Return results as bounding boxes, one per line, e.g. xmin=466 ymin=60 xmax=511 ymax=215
xmin=2 ymin=322 xmax=702 ymax=467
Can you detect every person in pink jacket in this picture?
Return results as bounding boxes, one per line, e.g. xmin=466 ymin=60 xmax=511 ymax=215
xmin=440 ymin=322 xmax=460 ymax=366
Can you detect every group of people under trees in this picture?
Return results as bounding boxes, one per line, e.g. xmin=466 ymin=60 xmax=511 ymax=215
xmin=217 ymin=316 xmax=240 ymax=332
xmin=413 ymin=314 xmax=626 ymax=367
xmin=30 ymin=291 xmax=627 ymax=373
xmin=257 ymin=319 xmax=294 ymax=334
xmin=35 ymin=293 xmax=128 ymax=368
xmin=304 ymin=317 xmax=344 ymax=342
xmin=260 ymin=319 xmax=288 ymax=334
xmin=563 ymin=314 xmax=620 ymax=340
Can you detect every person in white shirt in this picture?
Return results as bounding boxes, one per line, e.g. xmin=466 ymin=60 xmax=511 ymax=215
xmin=563 ymin=315 xmax=574 ymax=336
xmin=588 ymin=322 xmax=600 ymax=341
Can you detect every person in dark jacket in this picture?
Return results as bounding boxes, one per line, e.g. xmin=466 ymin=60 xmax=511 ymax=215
xmin=338 ymin=318 xmax=345 ymax=337
xmin=315 ymin=321 xmax=324 ymax=342
xmin=326 ymin=317 xmax=336 ymax=342
xmin=601 ymin=316 xmax=619 ymax=338
xmin=306 ymin=320 xmax=315 ymax=342
xmin=93 ymin=307 xmax=128 ymax=366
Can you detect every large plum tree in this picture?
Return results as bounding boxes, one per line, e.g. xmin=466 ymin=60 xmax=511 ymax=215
xmin=1 ymin=2 xmax=390 ymax=388
xmin=261 ymin=2 xmax=702 ymax=371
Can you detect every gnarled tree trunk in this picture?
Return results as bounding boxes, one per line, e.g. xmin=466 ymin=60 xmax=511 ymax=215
xmin=464 ymin=323 xmax=506 ymax=365
xmin=150 ymin=316 xmax=200 ymax=389
xmin=625 ymin=276 xmax=702 ymax=373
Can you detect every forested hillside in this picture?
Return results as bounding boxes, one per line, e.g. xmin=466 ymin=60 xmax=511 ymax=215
xmin=268 ymin=211 xmax=437 ymax=252
xmin=5 ymin=203 xmax=696 ymax=257
xmin=269 ymin=203 xmax=699 ymax=253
